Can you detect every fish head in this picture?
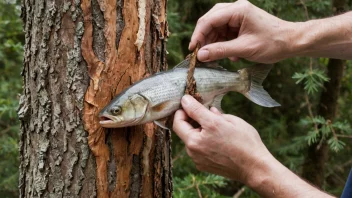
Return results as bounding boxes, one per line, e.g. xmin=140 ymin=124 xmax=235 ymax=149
xmin=99 ymin=94 xmax=149 ymax=128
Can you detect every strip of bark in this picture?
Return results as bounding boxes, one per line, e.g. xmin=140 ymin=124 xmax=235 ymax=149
xmin=81 ymin=0 xmax=110 ymax=197
xmin=185 ymin=43 xmax=202 ymax=102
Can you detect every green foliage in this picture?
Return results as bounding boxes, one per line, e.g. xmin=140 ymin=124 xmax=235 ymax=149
xmin=173 ymin=174 xmax=228 ymax=198
xmin=297 ymin=116 xmax=351 ymax=152
xmin=168 ymin=0 xmax=352 ymax=197
xmin=292 ymin=69 xmax=329 ymax=95
xmin=0 ymin=0 xmax=23 ymax=197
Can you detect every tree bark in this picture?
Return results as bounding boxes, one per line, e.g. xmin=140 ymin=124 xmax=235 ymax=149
xmin=301 ymin=0 xmax=346 ymax=187
xmin=18 ymin=0 xmax=171 ymax=197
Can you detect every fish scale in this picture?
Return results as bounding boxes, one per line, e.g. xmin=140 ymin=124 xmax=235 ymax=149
xmin=99 ymin=59 xmax=280 ymax=128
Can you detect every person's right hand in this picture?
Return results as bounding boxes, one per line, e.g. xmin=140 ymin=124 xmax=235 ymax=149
xmin=172 ymin=95 xmax=272 ymax=183
xmin=189 ymin=0 xmax=295 ymax=63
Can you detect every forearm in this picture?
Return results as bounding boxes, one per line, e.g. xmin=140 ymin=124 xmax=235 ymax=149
xmin=243 ymin=154 xmax=334 ymax=198
xmin=290 ymin=11 xmax=352 ymax=59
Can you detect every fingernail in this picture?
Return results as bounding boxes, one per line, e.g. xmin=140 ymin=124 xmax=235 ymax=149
xmin=198 ymin=49 xmax=209 ymax=61
xmin=188 ymin=43 xmax=192 ymax=50
xmin=182 ymin=95 xmax=192 ymax=106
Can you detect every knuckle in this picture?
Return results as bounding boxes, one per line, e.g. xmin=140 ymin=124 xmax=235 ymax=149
xmin=240 ymin=0 xmax=252 ymax=10
xmin=196 ymin=17 xmax=205 ymax=25
xmin=186 ymin=137 xmax=200 ymax=151
xmin=214 ymin=46 xmax=227 ymax=59
xmin=213 ymin=117 xmax=223 ymax=126
xmin=213 ymin=3 xmax=220 ymax=9
xmin=206 ymin=117 xmax=222 ymax=131
xmin=187 ymin=140 xmax=198 ymax=152
xmin=213 ymin=3 xmax=223 ymax=9
xmin=207 ymin=122 xmax=218 ymax=131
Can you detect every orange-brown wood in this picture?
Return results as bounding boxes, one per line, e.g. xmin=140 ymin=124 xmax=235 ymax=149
xmin=81 ymin=0 xmax=169 ymax=197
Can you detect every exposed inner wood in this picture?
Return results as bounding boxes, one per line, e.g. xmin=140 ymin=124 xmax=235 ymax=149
xmin=81 ymin=0 xmax=171 ymax=197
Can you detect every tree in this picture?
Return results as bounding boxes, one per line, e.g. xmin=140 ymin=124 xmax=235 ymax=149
xmin=18 ymin=0 xmax=171 ymax=197
xmin=301 ymin=0 xmax=348 ymax=187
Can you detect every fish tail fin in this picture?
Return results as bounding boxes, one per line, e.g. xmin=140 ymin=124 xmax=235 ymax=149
xmin=242 ymin=64 xmax=281 ymax=107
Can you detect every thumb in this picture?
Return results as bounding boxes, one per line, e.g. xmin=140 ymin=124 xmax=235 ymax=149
xmin=181 ymin=95 xmax=217 ymax=127
xmin=197 ymin=38 xmax=247 ymax=62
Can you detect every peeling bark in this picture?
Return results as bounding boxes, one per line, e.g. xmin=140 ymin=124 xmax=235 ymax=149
xmin=185 ymin=43 xmax=202 ymax=102
xmin=19 ymin=0 xmax=171 ymax=197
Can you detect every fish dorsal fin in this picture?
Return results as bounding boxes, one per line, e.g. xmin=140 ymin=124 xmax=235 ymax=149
xmin=210 ymin=94 xmax=225 ymax=113
xmin=199 ymin=61 xmax=227 ymax=71
xmin=173 ymin=58 xmax=227 ymax=71
xmin=154 ymin=119 xmax=170 ymax=130
xmin=173 ymin=58 xmax=191 ymax=69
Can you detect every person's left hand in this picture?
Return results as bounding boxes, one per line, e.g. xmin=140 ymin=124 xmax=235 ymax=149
xmin=173 ymin=95 xmax=272 ymax=183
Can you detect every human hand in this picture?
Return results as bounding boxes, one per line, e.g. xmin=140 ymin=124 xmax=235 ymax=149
xmin=173 ymin=95 xmax=335 ymax=197
xmin=189 ymin=0 xmax=295 ymax=63
xmin=172 ymin=95 xmax=272 ymax=183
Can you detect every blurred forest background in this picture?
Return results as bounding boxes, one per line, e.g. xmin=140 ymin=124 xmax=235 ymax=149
xmin=1 ymin=0 xmax=351 ymax=197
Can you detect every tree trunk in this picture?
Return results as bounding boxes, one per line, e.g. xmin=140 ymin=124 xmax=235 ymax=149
xmin=301 ymin=0 xmax=346 ymax=187
xmin=18 ymin=0 xmax=171 ymax=197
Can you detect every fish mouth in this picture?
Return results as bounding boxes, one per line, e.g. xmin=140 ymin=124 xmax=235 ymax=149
xmin=99 ymin=115 xmax=118 ymax=127
xmin=99 ymin=114 xmax=140 ymax=128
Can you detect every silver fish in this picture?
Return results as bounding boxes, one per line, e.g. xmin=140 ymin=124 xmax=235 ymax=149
xmin=99 ymin=59 xmax=280 ymax=128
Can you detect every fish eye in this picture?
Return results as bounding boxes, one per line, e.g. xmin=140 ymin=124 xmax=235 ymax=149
xmin=110 ymin=106 xmax=122 ymax=115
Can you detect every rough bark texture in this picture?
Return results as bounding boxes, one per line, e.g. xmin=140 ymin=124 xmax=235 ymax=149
xmin=301 ymin=0 xmax=346 ymax=187
xmin=18 ymin=0 xmax=171 ymax=197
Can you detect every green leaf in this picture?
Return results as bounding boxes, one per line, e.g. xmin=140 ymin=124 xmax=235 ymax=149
xmin=305 ymin=130 xmax=320 ymax=146
xmin=327 ymin=138 xmax=346 ymax=152
xmin=292 ymin=69 xmax=329 ymax=95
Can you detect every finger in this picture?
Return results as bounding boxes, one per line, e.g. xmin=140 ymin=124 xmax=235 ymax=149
xmin=203 ymin=3 xmax=232 ymax=18
xmin=210 ymin=107 xmax=222 ymax=115
xmin=189 ymin=3 xmax=244 ymax=50
xmin=181 ymin=95 xmax=219 ymax=127
xmin=197 ymin=38 xmax=247 ymax=62
xmin=228 ymin=56 xmax=239 ymax=62
xmin=173 ymin=110 xmax=195 ymax=143
xmin=189 ymin=3 xmax=231 ymax=50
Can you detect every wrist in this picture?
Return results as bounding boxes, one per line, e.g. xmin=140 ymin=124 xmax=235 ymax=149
xmin=284 ymin=21 xmax=311 ymax=58
xmin=244 ymin=152 xmax=284 ymax=190
xmin=272 ymin=20 xmax=305 ymax=61
xmin=288 ymin=12 xmax=352 ymax=59
xmin=288 ymin=20 xmax=318 ymax=58
xmin=242 ymin=150 xmax=333 ymax=198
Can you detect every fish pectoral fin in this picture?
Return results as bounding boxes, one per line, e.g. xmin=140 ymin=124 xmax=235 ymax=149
xmin=210 ymin=94 xmax=225 ymax=113
xmin=151 ymin=101 xmax=171 ymax=112
xmin=154 ymin=119 xmax=170 ymax=130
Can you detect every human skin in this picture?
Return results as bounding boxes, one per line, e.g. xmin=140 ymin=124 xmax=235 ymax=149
xmin=173 ymin=95 xmax=334 ymax=198
xmin=172 ymin=0 xmax=350 ymax=196
xmin=189 ymin=0 xmax=352 ymax=63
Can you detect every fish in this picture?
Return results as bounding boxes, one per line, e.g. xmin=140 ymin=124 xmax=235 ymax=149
xmin=99 ymin=59 xmax=280 ymax=128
